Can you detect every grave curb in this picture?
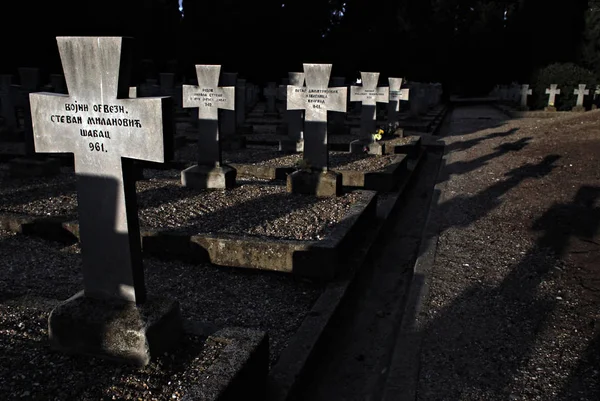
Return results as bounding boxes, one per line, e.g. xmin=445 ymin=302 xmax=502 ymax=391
xmin=182 ymin=326 xmax=269 ymax=401
xmin=0 ymin=190 xmax=378 ymax=280
xmin=231 ymin=153 xmax=410 ymax=193
xmin=266 ymin=149 xmax=428 ymax=401
xmin=141 ymin=189 xmax=378 ymax=279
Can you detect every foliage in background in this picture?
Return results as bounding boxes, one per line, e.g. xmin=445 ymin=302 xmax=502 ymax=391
xmin=531 ymin=63 xmax=597 ymax=111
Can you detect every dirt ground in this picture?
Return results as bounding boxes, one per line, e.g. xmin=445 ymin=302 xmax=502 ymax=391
xmin=416 ymin=106 xmax=600 ymax=400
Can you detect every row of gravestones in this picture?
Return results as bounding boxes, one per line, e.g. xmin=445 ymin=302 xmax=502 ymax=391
xmin=12 ymin=36 xmax=445 ymax=369
xmin=491 ymin=83 xmax=600 ymax=112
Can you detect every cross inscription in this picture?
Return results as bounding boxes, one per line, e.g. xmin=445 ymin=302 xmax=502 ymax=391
xmin=545 ymin=84 xmax=561 ymax=106
xmin=183 ymin=65 xmax=234 ymax=167
xmin=29 ymin=37 xmax=173 ymax=304
xmin=574 ymin=84 xmax=589 ymax=107
xmin=287 ymin=64 xmax=347 ymax=170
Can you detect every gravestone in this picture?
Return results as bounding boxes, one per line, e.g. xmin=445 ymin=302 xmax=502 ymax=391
xmin=286 ymin=63 xmax=347 ymax=197
xmin=50 ymin=74 xmax=67 ymax=94
xmin=593 ymin=85 xmax=600 ymax=110
xmin=349 ymin=72 xmax=389 ymax=155
xmin=279 ymin=72 xmax=305 ymax=153
xmin=219 ymin=72 xmax=246 ymax=150
xmin=545 ymin=84 xmax=560 ymax=112
xmin=520 ymin=84 xmax=532 ymax=110
xmin=0 ymin=75 xmax=17 ymax=132
xmin=235 ymin=78 xmax=246 ymax=126
xmin=181 ymin=64 xmax=236 ymax=189
xmin=387 ymin=77 xmax=410 ymax=132
xmin=263 ymin=82 xmax=279 ymax=117
xmin=573 ymin=84 xmax=589 ymax=112
xmin=29 ymin=36 xmax=180 ymax=366
xmin=328 ymin=76 xmax=348 ymax=135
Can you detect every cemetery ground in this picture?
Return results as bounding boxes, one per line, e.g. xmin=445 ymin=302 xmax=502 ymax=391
xmin=0 ymin=103 xmax=598 ymax=400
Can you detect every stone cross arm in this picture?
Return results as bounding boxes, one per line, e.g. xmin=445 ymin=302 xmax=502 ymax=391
xmin=287 ymin=86 xmax=347 ymax=122
xmin=30 ymin=92 xmax=170 ymax=163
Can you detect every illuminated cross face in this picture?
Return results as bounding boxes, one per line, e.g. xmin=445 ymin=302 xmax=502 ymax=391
xmin=182 ymin=65 xmax=235 ymax=166
xmin=574 ymin=84 xmax=590 ymax=106
xmin=545 ymin=84 xmax=561 ymax=106
xmin=350 ymin=72 xmax=389 ymax=138
xmin=29 ymin=37 xmax=173 ymax=304
xmin=286 ymin=64 xmax=347 ymax=170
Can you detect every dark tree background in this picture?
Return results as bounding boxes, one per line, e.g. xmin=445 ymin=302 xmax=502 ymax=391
xmin=0 ymin=0 xmax=594 ymax=95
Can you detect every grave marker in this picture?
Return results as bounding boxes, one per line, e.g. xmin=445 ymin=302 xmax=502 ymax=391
xmin=286 ymin=64 xmax=347 ymax=196
xmin=573 ymin=84 xmax=589 ymax=112
xmin=545 ymin=84 xmax=560 ymax=111
xmin=279 ymin=72 xmax=305 ymax=153
xmin=181 ymin=65 xmax=236 ymax=188
xmin=263 ymin=82 xmax=278 ymax=115
xmin=0 ymin=75 xmax=17 ymax=132
xmin=349 ymin=72 xmax=389 ymax=154
xmin=388 ymin=77 xmax=409 ymax=126
xmin=29 ymin=37 xmax=179 ymax=365
xmin=520 ymin=84 xmax=532 ymax=109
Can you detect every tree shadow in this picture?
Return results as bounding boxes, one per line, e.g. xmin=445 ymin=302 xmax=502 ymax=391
xmin=438 ymin=136 xmax=532 ymax=184
xmin=415 ymin=178 xmax=600 ymax=399
xmin=445 ymin=127 xmax=519 ymax=153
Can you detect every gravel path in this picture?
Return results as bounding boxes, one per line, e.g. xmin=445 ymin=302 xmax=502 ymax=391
xmin=0 ymin=228 xmax=324 ymax=399
xmin=416 ymin=106 xmax=600 ymax=400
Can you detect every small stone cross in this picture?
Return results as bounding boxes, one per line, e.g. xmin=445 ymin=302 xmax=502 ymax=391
xmin=545 ymin=84 xmax=561 ymax=107
xmin=520 ymin=84 xmax=532 ymax=108
xmin=182 ymin=65 xmax=235 ymax=167
xmin=574 ymin=84 xmax=590 ymax=107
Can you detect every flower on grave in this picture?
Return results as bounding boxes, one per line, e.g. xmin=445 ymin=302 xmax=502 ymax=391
xmin=372 ymin=129 xmax=384 ymax=142
xmin=549 ymin=101 xmax=555 ymax=107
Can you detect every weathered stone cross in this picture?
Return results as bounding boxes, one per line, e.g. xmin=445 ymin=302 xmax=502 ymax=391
xmin=388 ymin=77 xmax=410 ymax=125
xmin=574 ymin=84 xmax=589 ymax=107
xmin=287 ymin=64 xmax=347 ymax=170
xmin=182 ymin=65 xmax=235 ymax=167
xmin=545 ymin=84 xmax=561 ymax=107
xmin=30 ymin=37 xmax=174 ymax=304
xmin=520 ymin=84 xmax=532 ymax=108
xmin=350 ymin=72 xmax=389 ymax=139
xmin=263 ymin=82 xmax=279 ymax=114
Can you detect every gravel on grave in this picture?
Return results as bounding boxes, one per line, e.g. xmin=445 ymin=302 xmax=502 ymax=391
xmin=0 ymin=169 xmax=363 ymax=241
xmin=414 ymin=105 xmax=600 ymax=400
xmin=176 ymin=143 xmax=398 ymax=172
xmin=0 ymin=228 xmax=324 ymax=400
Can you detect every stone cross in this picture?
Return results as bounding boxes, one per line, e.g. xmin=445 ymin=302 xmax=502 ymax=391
xmin=0 ymin=75 xmax=17 ymax=131
xmin=285 ymin=72 xmax=305 ymax=142
xmin=182 ymin=65 xmax=235 ymax=167
xmin=235 ymin=78 xmax=246 ymax=126
xmin=350 ymin=72 xmax=389 ymax=139
xmin=574 ymin=84 xmax=589 ymax=107
xmin=29 ymin=37 xmax=174 ymax=304
xmin=388 ymin=77 xmax=410 ymax=125
xmin=220 ymin=72 xmax=238 ymax=136
xmin=545 ymin=84 xmax=561 ymax=107
xmin=263 ymin=82 xmax=278 ymax=114
xmin=287 ymin=64 xmax=347 ymax=170
xmin=520 ymin=84 xmax=532 ymax=108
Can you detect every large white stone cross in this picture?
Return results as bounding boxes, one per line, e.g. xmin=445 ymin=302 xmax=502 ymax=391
xmin=182 ymin=65 xmax=235 ymax=166
xmin=29 ymin=37 xmax=173 ymax=304
xmin=287 ymin=64 xmax=347 ymax=170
